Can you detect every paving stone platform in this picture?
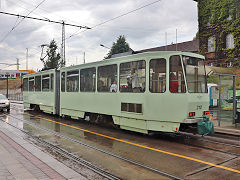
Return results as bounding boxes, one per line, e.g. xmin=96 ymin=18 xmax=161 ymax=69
xmin=0 ymin=121 xmax=86 ymax=180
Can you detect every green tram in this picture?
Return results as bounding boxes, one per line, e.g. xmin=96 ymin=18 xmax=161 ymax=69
xmin=23 ymin=51 xmax=214 ymax=135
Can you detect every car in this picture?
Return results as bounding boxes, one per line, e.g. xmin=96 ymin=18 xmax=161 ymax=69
xmin=0 ymin=94 xmax=10 ymax=112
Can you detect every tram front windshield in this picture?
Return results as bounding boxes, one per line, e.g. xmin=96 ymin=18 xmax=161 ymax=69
xmin=183 ymin=56 xmax=207 ymax=93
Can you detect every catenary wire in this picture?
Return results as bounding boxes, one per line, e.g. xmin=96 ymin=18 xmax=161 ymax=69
xmin=66 ymin=0 xmax=162 ymax=40
xmin=6 ymin=0 xmax=51 ymax=21
xmin=10 ymin=0 xmax=85 ymax=26
xmin=0 ymin=0 xmax=47 ymax=43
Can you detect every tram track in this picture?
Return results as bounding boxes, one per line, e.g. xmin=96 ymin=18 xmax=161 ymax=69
xmin=8 ymin=103 xmax=240 ymax=177
xmin=0 ymin=113 xmax=121 ymax=180
xmin=177 ymin=132 xmax=240 ymax=157
xmin=1 ymin=112 xmax=183 ymax=180
xmin=22 ymin=112 xmax=240 ymax=175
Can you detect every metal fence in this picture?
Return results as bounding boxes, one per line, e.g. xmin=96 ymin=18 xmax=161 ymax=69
xmin=4 ymin=93 xmax=23 ymax=101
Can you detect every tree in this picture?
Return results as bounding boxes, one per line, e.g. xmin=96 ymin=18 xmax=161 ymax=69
xmin=105 ymin=35 xmax=131 ymax=59
xmin=41 ymin=39 xmax=65 ymax=70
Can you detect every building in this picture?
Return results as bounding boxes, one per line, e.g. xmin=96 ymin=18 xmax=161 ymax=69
xmin=0 ymin=70 xmax=36 ymax=79
xmin=194 ymin=0 xmax=240 ymax=67
xmin=136 ymin=39 xmax=199 ymax=54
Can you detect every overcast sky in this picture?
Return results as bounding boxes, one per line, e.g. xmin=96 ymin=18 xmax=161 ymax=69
xmin=0 ymin=0 xmax=198 ymax=71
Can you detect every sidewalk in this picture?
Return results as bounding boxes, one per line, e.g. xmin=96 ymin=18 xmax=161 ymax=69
xmin=0 ymin=121 xmax=86 ymax=180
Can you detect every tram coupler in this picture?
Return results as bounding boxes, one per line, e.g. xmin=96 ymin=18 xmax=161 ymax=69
xmin=197 ymin=115 xmax=214 ymax=136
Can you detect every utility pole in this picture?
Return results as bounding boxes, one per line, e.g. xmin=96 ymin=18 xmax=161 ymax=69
xmin=61 ymin=21 xmax=66 ymax=66
xmin=176 ymin=29 xmax=178 ymax=51
xmin=26 ymin=48 xmax=28 ymax=70
xmin=16 ymin=58 xmax=19 ymax=70
xmin=165 ymin=32 xmax=167 ymax=51
xmin=6 ymin=72 xmax=9 ymax=98
xmin=83 ymin=52 xmax=85 ymax=64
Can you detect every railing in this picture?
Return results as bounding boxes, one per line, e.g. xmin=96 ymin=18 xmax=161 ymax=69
xmin=3 ymin=94 xmax=23 ymax=101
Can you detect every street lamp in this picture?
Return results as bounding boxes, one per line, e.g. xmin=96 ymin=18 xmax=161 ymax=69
xmin=100 ymin=44 xmax=110 ymax=49
xmin=40 ymin=44 xmax=50 ymax=61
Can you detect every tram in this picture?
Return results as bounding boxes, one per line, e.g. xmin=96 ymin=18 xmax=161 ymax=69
xmin=23 ymin=51 xmax=214 ymax=135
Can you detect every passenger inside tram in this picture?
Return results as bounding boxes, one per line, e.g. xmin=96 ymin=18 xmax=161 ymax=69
xmin=110 ymin=80 xmax=117 ymax=92
xmin=130 ymin=68 xmax=140 ymax=93
xmin=169 ymin=72 xmax=178 ymax=93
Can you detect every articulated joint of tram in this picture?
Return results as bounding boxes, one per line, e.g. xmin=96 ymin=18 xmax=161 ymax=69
xmin=181 ymin=115 xmax=214 ymax=135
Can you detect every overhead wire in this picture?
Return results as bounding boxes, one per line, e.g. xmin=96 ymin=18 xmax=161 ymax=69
xmin=6 ymin=0 xmax=50 ymax=21
xmin=9 ymin=0 xmax=88 ymax=27
xmin=0 ymin=0 xmax=47 ymax=43
xmin=1 ymin=0 xmax=163 ymax=66
xmin=66 ymin=0 xmax=162 ymax=40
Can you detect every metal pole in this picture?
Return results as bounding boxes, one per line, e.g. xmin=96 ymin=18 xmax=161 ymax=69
xmin=218 ymin=75 xmax=221 ymax=126
xmin=233 ymin=76 xmax=237 ymax=125
xmin=16 ymin=58 xmax=19 ymax=70
xmin=6 ymin=74 xmax=8 ymax=98
xmin=83 ymin=52 xmax=85 ymax=64
xmin=176 ymin=29 xmax=178 ymax=51
xmin=61 ymin=21 xmax=66 ymax=66
xmin=165 ymin=32 xmax=167 ymax=51
xmin=20 ymin=73 xmax=23 ymax=92
xmin=26 ymin=48 xmax=28 ymax=70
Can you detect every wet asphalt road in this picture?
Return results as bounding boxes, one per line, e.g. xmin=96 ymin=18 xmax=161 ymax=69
xmin=2 ymin=102 xmax=240 ymax=180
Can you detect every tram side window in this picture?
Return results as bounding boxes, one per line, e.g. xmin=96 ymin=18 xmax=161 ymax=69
xmin=23 ymin=78 xmax=28 ymax=91
xmin=80 ymin=68 xmax=96 ymax=92
xmin=29 ymin=77 xmax=34 ymax=91
xmin=67 ymin=70 xmax=79 ymax=92
xmin=150 ymin=58 xmax=166 ymax=93
xmin=50 ymin=73 xmax=54 ymax=91
xmin=61 ymin=72 xmax=65 ymax=92
xmin=183 ymin=56 xmax=207 ymax=93
xmin=169 ymin=56 xmax=186 ymax=93
xmin=42 ymin=74 xmax=50 ymax=91
xmin=98 ymin=64 xmax=117 ymax=92
xmin=120 ymin=60 xmax=146 ymax=93
xmin=35 ymin=75 xmax=41 ymax=91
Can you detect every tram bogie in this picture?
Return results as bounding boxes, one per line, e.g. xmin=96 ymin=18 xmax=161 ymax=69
xmin=23 ymin=51 xmax=214 ymax=135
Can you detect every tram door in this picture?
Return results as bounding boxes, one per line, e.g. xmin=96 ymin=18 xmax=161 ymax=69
xmin=169 ymin=55 xmax=186 ymax=93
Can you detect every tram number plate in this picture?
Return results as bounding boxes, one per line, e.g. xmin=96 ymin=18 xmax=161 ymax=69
xmin=197 ymin=105 xmax=202 ymax=110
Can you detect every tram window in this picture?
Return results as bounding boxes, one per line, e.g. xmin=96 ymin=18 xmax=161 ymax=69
xmin=35 ymin=75 xmax=41 ymax=91
xmin=98 ymin=64 xmax=117 ymax=92
xmin=80 ymin=68 xmax=96 ymax=92
xmin=183 ymin=56 xmax=207 ymax=93
xmin=23 ymin=78 xmax=28 ymax=91
xmin=169 ymin=56 xmax=186 ymax=93
xmin=29 ymin=77 xmax=34 ymax=91
xmin=50 ymin=73 xmax=54 ymax=91
xmin=150 ymin=58 xmax=166 ymax=93
xmin=120 ymin=60 xmax=146 ymax=93
xmin=67 ymin=70 xmax=79 ymax=92
xmin=42 ymin=74 xmax=50 ymax=91
xmin=61 ymin=72 xmax=65 ymax=92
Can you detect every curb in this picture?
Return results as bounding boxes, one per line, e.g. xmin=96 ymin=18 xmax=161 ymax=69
xmin=214 ymin=126 xmax=240 ymax=136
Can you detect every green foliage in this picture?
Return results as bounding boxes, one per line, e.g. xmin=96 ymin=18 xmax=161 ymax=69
xmin=198 ymin=0 xmax=240 ymax=66
xmin=105 ymin=35 xmax=131 ymax=59
xmin=41 ymin=39 xmax=65 ymax=70
xmin=207 ymin=74 xmax=219 ymax=84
